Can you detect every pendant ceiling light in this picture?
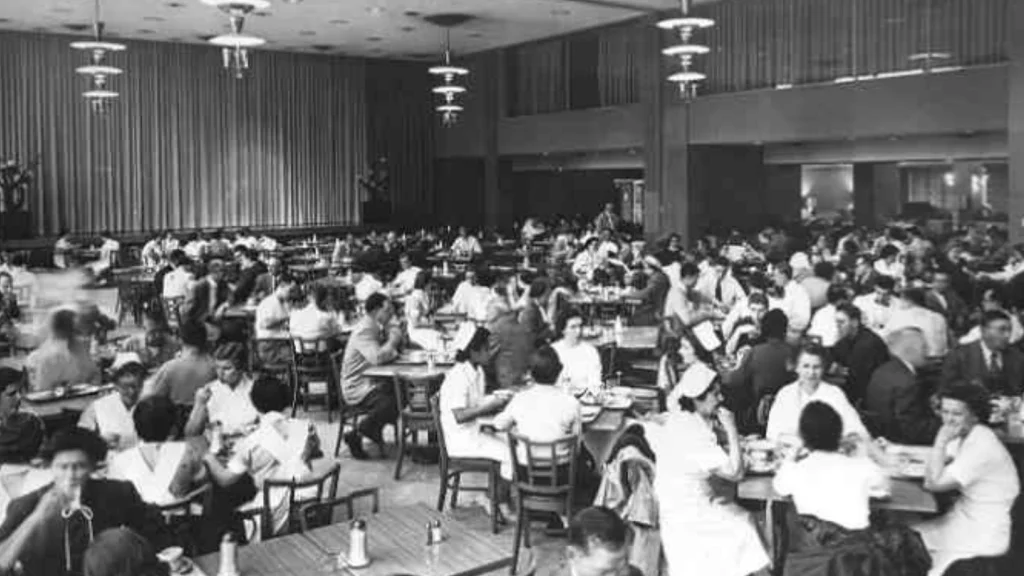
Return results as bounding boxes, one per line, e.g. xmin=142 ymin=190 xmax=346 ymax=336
xmin=657 ymin=0 xmax=714 ymax=100
xmin=428 ymin=29 xmax=469 ymax=127
xmin=70 ymin=0 xmax=126 ymax=112
xmin=201 ymin=0 xmax=269 ymax=79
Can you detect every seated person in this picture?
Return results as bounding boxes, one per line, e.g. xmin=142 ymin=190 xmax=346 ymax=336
xmin=863 ymin=328 xmax=941 ymax=445
xmin=942 ymin=310 xmax=1024 ymax=396
xmin=550 ymin=309 xmax=603 ymax=396
xmin=388 ymin=253 xmax=422 ymax=301
xmin=450 ymin=226 xmax=483 ymax=258
xmin=766 ymin=345 xmax=870 ymax=445
xmin=254 ymin=274 xmax=298 ymax=366
xmin=145 ymin=322 xmax=216 ymax=408
xmin=289 ymin=282 xmax=341 ymax=344
xmin=74 ymin=303 xmax=117 ymax=346
xmin=79 ymin=355 xmax=147 ymax=452
xmin=0 ymin=368 xmax=44 ymax=466
xmin=184 ymin=342 xmax=259 ymax=437
xmin=0 ymin=428 xmax=169 ymax=576
xmin=339 ymin=294 xmax=403 ymax=460
xmin=0 ymin=272 xmax=21 ymax=344
xmin=439 ymin=324 xmax=513 ymax=516
xmin=25 ymin=309 xmax=101 ymax=393
xmin=108 ymin=396 xmax=206 ymax=506
xmin=774 ymin=401 xmax=890 ymax=531
xmin=916 ymin=385 xmax=1020 ymax=576
xmin=553 ymin=506 xmax=645 ymax=576
xmin=353 ymin=268 xmax=384 ymax=302
xmin=82 ymin=527 xmax=169 ymax=576
xmin=493 ymin=345 xmax=582 ymax=444
xmin=120 ymin=309 xmax=180 ymax=370
xmin=203 ymin=375 xmax=320 ymax=536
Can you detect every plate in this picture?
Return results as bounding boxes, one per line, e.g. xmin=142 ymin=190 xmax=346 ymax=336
xmin=602 ymin=396 xmax=632 ymax=410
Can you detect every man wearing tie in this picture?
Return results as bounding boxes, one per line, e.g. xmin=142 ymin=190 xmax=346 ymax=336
xmin=593 ymin=202 xmax=619 ymax=233
xmin=942 ymin=310 xmax=1024 ymax=396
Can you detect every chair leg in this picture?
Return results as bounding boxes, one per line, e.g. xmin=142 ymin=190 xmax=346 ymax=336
xmin=450 ymin=473 xmax=461 ymax=509
xmin=510 ymin=501 xmax=525 ymax=576
xmin=437 ymin=467 xmax=449 ymax=512
xmin=488 ymin=467 xmax=499 ymax=534
xmin=393 ymin=422 xmax=406 ymax=480
xmin=334 ymin=413 xmax=346 ymax=457
xmin=291 ymin=377 xmax=301 ymax=418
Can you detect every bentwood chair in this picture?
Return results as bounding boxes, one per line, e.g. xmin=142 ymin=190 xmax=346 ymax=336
xmin=251 ymin=337 xmax=297 ymax=393
xmin=507 ymin=432 xmax=580 ymax=575
xmin=392 ymin=373 xmax=443 ymax=480
xmin=292 ymin=337 xmax=337 ymax=420
xmin=297 ymin=487 xmax=380 ymax=533
xmin=254 ymin=461 xmax=341 ymax=541
xmin=155 ymin=485 xmax=212 ymax=557
xmin=431 ymin=394 xmax=501 ymax=534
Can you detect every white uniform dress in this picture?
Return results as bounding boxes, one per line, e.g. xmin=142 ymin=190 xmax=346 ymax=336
xmin=109 ymin=442 xmax=188 ymax=506
xmin=646 ymin=412 xmax=770 ymax=576
xmin=439 ymin=361 xmax=511 ymax=478
xmin=81 ymin=393 xmax=140 ymax=450
xmin=914 ymin=425 xmax=1020 ymax=576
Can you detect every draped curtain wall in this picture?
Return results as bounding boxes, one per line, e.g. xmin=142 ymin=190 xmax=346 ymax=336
xmin=0 ymin=31 xmax=367 ymax=236
xmin=597 ymin=24 xmax=643 ymax=107
xmin=509 ymin=39 xmax=567 ymax=116
xmin=365 ymin=60 xmax=435 ymax=224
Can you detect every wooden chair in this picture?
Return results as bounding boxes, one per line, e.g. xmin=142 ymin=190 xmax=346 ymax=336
xmin=255 ymin=461 xmax=342 ymax=541
xmin=162 ymin=297 xmax=184 ymax=330
xmin=297 ymin=487 xmax=381 ymax=533
xmin=430 ymin=394 xmax=501 ymax=534
xmin=507 ymin=432 xmax=580 ymax=575
xmin=292 ymin=337 xmax=337 ymax=420
xmin=392 ymin=373 xmax=443 ymax=480
xmin=154 ymin=485 xmax=211 ymax=557
xmin=252 ymin=337 xmax=296 ymax=391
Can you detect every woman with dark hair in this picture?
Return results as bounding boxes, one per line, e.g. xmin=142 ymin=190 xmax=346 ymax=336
xmin=184 ymin=342 xmax=258 ymax=437
xmin=493 ymin=346 xmax=582 ymax=446
xmin=79 ymin=356 xmax=147 ymax=452
xmin=774 ymin=401 xmax=890 ymax=530
xmin=551 ymin=309 xmax=603 ymax=396
xmin=646 ymin=362 xmax=770 ymax=576
xmin=658 ymin=336 xmax=701 ymax=412
xmin=0 ymin=428 xmax=168 ymax=576
xmin=406 ymin=271 xmax=443 ymax=351
xmin=915 ymin=384 xmax=1020 ymax=575
xmin=723 ymin=308 xmax=793 ymax=435
xmin=0 ymin=367 xmax=44 ymax=465
xmin=82 ymin=527 xmax=168 ymax=576
xmin=25 ymin=308 xmax=101 ymax=393
xmin=108 ymin=396 xmax=206 ymax=506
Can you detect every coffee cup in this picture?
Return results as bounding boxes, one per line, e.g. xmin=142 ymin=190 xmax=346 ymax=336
xmin=158 ymin=546 xmax=186 ymax=573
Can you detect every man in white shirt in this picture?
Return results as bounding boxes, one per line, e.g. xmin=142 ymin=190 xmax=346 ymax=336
xmin=161 ymin=250 xmax=194 ymax=300
xmin=770 ymin=262 xmax=811 ymax=337
xmin=571 ymin=238 xmax=602 ymax=281
xmin=354 ymin=270 xmax=384 ymax=302
xmin=595 ymin=229 xmax=619 ymax=260
xmin=53 ymin=230 xmax=74 ymax=269
xmin=882 ymin=288 xmax=949 ymax=358
xmin=255 ymin=276 xmax=296 ymax=340
xmin=853 ymin=275 xmax=897 ymax=334
xmin=696 ymin=256 xmax=745 ymax=311
xmin=450 ymin=227 xmax=483 ymax=258
xmin=807 ymin=285 xmax=851 ymax=348
xmin=88 ymin=231 xmax=120 ymax=277
xmin=289 ymin=282 xmax=340 ymax=342
xmin=140 ymin=234 xmax=163 ymax=269
xmin=389 ymin=253 xmax=422 ymax=301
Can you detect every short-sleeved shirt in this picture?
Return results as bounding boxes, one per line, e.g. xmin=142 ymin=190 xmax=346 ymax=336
xmin=551 ymin=340 xmax=603 ymax=394
xmin=205 ymin=377 xmax=259 ymax=434
xmin=766 ymin=381 xmax=869 ymax=443
xmin=493 ymin=385 xmax=580 ymax=461
xmin=774 ymin=451 xmax=889 ymax=530
xmin=146 ymin=352 xmax=217 ymax=406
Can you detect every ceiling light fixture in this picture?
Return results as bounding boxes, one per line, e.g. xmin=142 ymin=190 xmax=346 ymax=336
xmin=200 ymin=0 xmax=269 ymax=79
xmin=657 ymin=0 xmax=714 ymax=100
xmin=70 ymin=0 xmax=126 ymax=112
xmin=428 ymin=28 xmax=469 ymax=127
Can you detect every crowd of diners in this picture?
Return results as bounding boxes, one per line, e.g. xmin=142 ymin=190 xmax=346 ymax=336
xmin=0 ymin=206 xmax=1021 ymax=576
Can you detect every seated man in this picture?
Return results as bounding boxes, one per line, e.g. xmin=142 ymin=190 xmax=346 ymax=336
xmin=339 ymin=293 xmax=403 ymax=459
xmin=0 ymin=428 xmax=169 ymax=576
xmin=388 ymin=253 xmax=422 ymax=301
xmin=942 ymin=310 xmax=1024 ymax=396
xmin=863 ymin=328 xmax=941 ymax=445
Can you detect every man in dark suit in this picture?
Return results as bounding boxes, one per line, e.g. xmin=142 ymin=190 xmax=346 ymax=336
xmin=229 ymin=245 xmax=267 ymax=306
xmin=547 ymin=507 xmax=644 ymax=576
xmin=831 ymin=303 xmax=889 ymax=407
xmin=181 ymin=258 xmax=231 ymax=329
xmin=864 ymin=328 xmax=941 ymax=445
xmin=942 ymin=310 xmax=1024 ymax=396
xmin=627 ymin=255 xmax=671 ymax=326
xmin=252 ymin=257 xmax=285 ymax=302
xmin=924 ymin=270 xmax=968 ymax=334
xmin=518 ymin=278 xmax=554 ymax=347
xmin=490 ymin=304 xmax=534 ymax=390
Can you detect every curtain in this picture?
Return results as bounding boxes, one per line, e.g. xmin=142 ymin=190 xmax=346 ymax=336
xmin=597 ymin=24 xmax=643 ymax=107
xmin=509 ymin=39 xmax=567 ymax=116
xmin=365 ymin=60 xmax=435 ymax=224
xmin=0 ymin=31 xmax=367 ymax=235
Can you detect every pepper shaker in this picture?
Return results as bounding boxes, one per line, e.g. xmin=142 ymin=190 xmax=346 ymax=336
xmin=217 ymin=533 xmax=239 ymax=576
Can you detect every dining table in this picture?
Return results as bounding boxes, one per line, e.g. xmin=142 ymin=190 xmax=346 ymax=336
xmin=20 ymin=384 xmax=116 ymax=419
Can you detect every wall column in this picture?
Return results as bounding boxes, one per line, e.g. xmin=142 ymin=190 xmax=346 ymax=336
xmin=481 ymin=51 xmax=504 ymax=230
xmin=1009 ymin=0 xmax=1024 ymax=242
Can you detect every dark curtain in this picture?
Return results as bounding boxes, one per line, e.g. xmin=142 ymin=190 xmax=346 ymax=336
xmin=434 ymin=158 xmax=486 ymax=228
xmin=365 ymin=60 xmax=436 ymax=226
xmin=508 ymin=169 xmax=641 ymax=224
xmin=0 ymin=31 xmax=367 ymax=235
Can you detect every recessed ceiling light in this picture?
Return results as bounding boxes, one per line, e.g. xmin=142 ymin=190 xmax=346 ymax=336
xmin=366 ymin=36 xmax=382 ymax=42
xmin=299 ymin=30 xmax=316 ymax=36
xmin=63 ymin=23 xmax=90 ymax=31
xmin=400 ymin=26 xmax=415 ymax=32
xmin=138 ymin=29 xmax=156 ymax=34
xmin=551 ymin=8 xmax=571 ymax=16
xmin=367 ymin=6 xmax=385 ymax=16
xmin=329 ymin=19 xmax=349 ymax=25
xmin=143 ymin=16 xmax=165 ymax=22
xmin=468 ymin=32 xmax=483 ymax=38
xmin=166 ymin=1 xmax=185 ymax=7
xmin=252 ymin=11 xmax=271 ymax=17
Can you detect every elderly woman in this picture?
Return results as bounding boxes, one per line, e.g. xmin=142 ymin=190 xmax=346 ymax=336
xmin=184 ymin=342 xmax=259 ymax=437
xmin=916 ymin=385 xmax=1020 ymax=576
xmin=203 ymin=375 xmax=320 ymax=536
xmin=78 ymin=356 xmax=146 ymax=452
xmin=551 ymin=309 xmax=603 ymax=396
xmin=645 ymin=362 xmax=770 ymax=576
xmin=24 ymin=309 xmax=101 ymax=393
xmin=766 ymin=345 xmax=869 ymax=445
xmin=0 ymin=428 xmax=168 ymax=576
xmin=108 ymin=396 xmax=206 ymax=506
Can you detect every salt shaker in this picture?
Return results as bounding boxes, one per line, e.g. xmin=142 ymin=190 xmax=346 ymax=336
xmin=429 ymin=520 xmax=444 ymax=545
xmin=217 ymin=533 xmax=239 ymax=576
xmin=348 ymin=518 xmax=370 ymax=567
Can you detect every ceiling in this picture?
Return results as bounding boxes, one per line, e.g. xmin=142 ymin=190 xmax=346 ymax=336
xmin=0 ymin=0 xmax=710 ymax=60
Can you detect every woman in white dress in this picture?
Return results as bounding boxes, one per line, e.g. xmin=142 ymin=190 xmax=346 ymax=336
xmin=550 ymin=309 xmax=603 ymax=396
xmin=917 ymin=384 xmax=1020 ymax=575
xmin=646 ymin=362 xmax=770 ymax=576
xmin=78 ymin=356 xmax=146 ymax=452
xmin=108 ymin=396 xmax=205 ymax=506
xmin=406 ymin=272 xmax=442 ymax=351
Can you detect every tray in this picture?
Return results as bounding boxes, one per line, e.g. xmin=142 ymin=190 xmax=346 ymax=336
xmin=24 ymin=384 xmax=112 ymax=404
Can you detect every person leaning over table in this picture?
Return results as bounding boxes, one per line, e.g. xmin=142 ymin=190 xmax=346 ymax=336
xmin=643 ymin=361 xmax=771 ymax=576
xmin=547 ymin=506 xmax=644 ymax=576
xmin=203 ymin=374 xmax=321 ymax=537
xmin=0 ymin=428 xmax=170 ymax=576
xmin=550 ymin=308 xmax=604 ymax=397
xmin=914 ymin=384 xmax=1021 ymax=576
xmin=78 ymin=355 xmax=147 ymax=453
xmin=340 ymin=292 xmax=404 ymax=460
xmin=486 ymin=296 xmax=534 ymax=390
xmin=144 ymin=321 xmax=217 ymax=409
xmin=183 ymin=342 xmax=258 ymax=438
xmin=624 ymin=255 xmax=670 ymax=327
xmin=438 ymin=323 xmax=514 ymax=519
xmin=24 ymin=308 xmax=101 ymax=393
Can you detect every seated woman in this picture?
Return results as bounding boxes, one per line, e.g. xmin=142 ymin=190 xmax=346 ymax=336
xmin=657 ymin=336 xmax=701 ymax=412
xmin=184 ymin=342 xmax=259 ymax=437
xmin=108 ymin=396 xmax=206 ymax=506
xmin=82 ymin=527 xmax=169 ymax=576
xmin=550 ymin=309 xmax=603 ymax=396
xmin=79 ymin=355 xmax=146 ymax=452
xmin=202 ymin=375 xmax=320 ymax=537
xmin=120 ymin=309 xmax=180 ymax=370
xmin=438 ymin=324 xmax=513 ymax=516
xmin=644 ymin=361 xmax=770 ymax=576
xmin=405 ymin=271 xmax=443 ymax=351
xmin=0 ymin=428 xmax=169 ymax=576
xmin=765 ymin=344 xmax=869 ymax=446
xmin=24 ymin=308 xmax=101 ymax=393
xmin=915 ymin=384 xmax=1020 ymax=576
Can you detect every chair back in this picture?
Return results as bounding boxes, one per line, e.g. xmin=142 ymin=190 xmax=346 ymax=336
xmin=429 ymin=394 xmax=450 ymax=464
xmin=507 ymin=431 xmax=579 ymax=510
xmin=155 ymin=484 xmax=211 ymax=521
xmin=293 ymin=337 xmax=331 ymax=356
xmin=252 ymin=337 xmax=296 ymax=372
xmin=261 ymin=461 xmax=342 ymax=539
xmin=394 ymin=373 xmax=442 ymax=416
xmin=298 ymin=487 xmax=380 ymax=533
xmin=162 ymin=297 xmax=184 ymax=327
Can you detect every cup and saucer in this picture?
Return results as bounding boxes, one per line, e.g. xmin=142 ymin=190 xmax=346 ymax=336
xmin=158 ymin=546 xmax=196 ymax=575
